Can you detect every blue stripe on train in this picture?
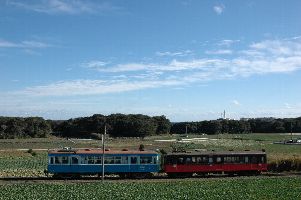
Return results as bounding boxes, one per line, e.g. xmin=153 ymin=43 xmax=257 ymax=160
xmin=48 ymin=164 xmax=160 ymax=174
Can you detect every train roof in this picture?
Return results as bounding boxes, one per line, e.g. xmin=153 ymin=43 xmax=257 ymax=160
xmin=48 ymin=148 xmax=158 ymax=155
xmin=166 ymin=150 xmax=266 ymax=156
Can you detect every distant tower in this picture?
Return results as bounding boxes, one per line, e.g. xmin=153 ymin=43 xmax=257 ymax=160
xmin=223 ymin=110 xmax=226 ymax=119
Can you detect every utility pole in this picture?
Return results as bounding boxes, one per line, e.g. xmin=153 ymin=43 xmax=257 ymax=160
xmin=102 ymin=125 xmax=106 ymax=182
xmin=290 ymin=122 xmax=293 ymax=141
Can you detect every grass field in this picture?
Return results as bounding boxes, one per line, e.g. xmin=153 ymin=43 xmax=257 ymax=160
xmin=0 ymin=177 xmax=300 ymax=200
xmin=0 ymin=133 xmax=300 ymax=177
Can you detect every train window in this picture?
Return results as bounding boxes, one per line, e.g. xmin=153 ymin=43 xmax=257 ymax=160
xmin=191 ymin=157 xmax=196 ymax=163
xmin=71 ymin=157 xmax=79 ymax=164
xmin=178 ymin=157 xmax=184 ymax=164
xmin=140 ymin=156 xmax=152 ymax=164
xmin=81 ymin=157 xmax=87 ymax=164
xmin=122 ymin=156 xmax=128 ymax=164
xmin=245 ymin=156 xmax=249 ymax=163
xmin=251 ymin=156 xmax=258 ymax=164
xmin=62 ymin=157 xmax=69 ymax=164
xmin=114 ymin=156 xmax=122 ymax=164
xmin=131 ymin=157 xmax=137 ymax=164
xmin=224 ymin=157 xmax=231 ymax=163
xmin=54 ymin=156 xmax=69 ymax=164
xmin=105 ymin=157 xmax=114 ymax=164
xmin=87 ymin=156 xmax=95 ymax=164
xmin=185 ymin=157 xmax=192 ymax=164
xmin=216 ymin=157 xmax=222 ymax=163
xmin=198 ymin=156 xmax=209 ymax=164
xmin=166 ymin=156 xmax=176 ymax=165
xmin=95 ymin=156 xmax=102 ymax=164
xmin=55 ymin=157 xmax=61 ymax=164
xmin=224 ymin=156 xmax=242 ymax=164
xmin=209 ymin=157 xmax=213 ymax=163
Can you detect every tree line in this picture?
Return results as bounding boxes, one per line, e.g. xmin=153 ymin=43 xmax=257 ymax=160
xmin=1 ymin=115 xmax=301 ymax=139
xmin=52 ymin=114 xmax=171 ymax=138
xmin=170 ymin=117 xmax=301 ymax=134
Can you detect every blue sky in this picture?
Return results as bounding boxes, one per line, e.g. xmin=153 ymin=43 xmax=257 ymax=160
xmin=1 ymin=0 xmax=301 ymax=121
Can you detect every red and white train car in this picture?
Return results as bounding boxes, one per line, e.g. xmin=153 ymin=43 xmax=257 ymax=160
xmin=163 ymin=150 xmax=267 ymax=177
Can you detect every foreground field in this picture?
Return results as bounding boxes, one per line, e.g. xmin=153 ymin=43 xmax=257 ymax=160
xmin=0 ymin=177 xmax=300 ymax=200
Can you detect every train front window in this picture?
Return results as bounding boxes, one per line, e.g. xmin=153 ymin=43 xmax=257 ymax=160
xmin=260 ymin=156 xmax=266 ymax=163
xmin=153 ymin=156 xmax=158 ymax=164
xmin=50 ymin=157 xmax=54 ymax=164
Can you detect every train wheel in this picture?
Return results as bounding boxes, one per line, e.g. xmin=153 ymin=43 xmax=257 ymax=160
xmin=227 ymin=172 xmax=235 ymax=177
xmin=118 ymin=173 xmax=128 ymax=179
xmin=130 ymin=173 xmax=150 ymax=179
xmin=167 ymin=173 xmax=177 ymax=178
xmin=196 ymin=172 xmax=209 ymax=177
xmin=167 ymin=173 xmax=192 ymax=178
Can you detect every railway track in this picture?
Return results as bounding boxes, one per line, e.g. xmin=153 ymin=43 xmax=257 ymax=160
xmin=0 ymin=172 xmax=299 ymax=184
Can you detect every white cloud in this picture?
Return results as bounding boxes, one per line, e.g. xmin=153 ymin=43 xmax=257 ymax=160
xmin=217 ymin=39 xmax=240 ymax=46
xmin=7 ymin=0 xmax=121 ymax=15
xmin=12 ymin=79 xmax=182 ymax=97
xmin=213 ymin=4 xmax=225 ymax=15
xmin=6 ymin=37 xmax=301 ymax=97
xmin=284 ymin=103 xmax=292 ymax=109
xmin=232 ymin=100 xmax=241 ymax=106
xmin=82 ymin=60 xmax=108 ymax=70
xmin=249 ymin=38 xmax=301 ymax=56
xmin=156 ymin=50 xmax=193 ymax=57
xmin=205 ymin=49 xmax=233 ymax=55
xmin=0 ymin=39 xmax=51 ymax=48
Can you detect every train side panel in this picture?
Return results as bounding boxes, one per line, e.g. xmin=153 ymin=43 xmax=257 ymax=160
xmin=47 ymin=151 xmax=160 ymax=175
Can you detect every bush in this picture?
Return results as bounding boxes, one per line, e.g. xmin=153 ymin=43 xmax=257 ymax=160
xmin=27 ymin=149 xmax=33 ymax=154
xmin=26 ymin=149 xmax=37 ymax=156
xmin=268 ymin=158 xmax=301 ymax=172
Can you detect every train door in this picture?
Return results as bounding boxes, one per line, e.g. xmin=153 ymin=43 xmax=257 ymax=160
xmin=214 ymin=156 xmax=223 ymax=172
xmin=130 ymin=156 xmax=138 ymax=172
xmin=70 ymin=156 xmax=80 ymax=173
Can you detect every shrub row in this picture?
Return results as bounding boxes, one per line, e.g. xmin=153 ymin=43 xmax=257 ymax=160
xmin=268 ymin=158 xmax=301 ymax=172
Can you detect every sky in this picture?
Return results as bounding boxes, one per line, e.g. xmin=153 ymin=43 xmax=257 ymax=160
xmin=1 ymin=0 xmax=301 ymax=121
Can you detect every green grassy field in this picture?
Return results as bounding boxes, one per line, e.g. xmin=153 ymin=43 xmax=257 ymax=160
xmin=0 ymin=177 xmax=300 ymax=200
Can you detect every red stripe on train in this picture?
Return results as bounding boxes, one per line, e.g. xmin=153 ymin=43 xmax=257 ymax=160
xmin=164 ymin=164 xmax=268 ymax=173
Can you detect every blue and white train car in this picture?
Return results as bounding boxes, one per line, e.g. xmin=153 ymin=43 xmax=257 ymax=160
xmin=47 ymin=148 xmax=160 ymax=178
